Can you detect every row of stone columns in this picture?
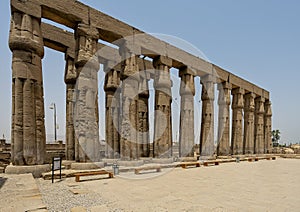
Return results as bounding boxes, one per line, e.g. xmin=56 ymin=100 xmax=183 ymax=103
xmin=66 ymin=36 xmax=273 ymax=160
xmin=216 ymin=85 xmax=273 ymax=156
xmin=9 ymin=10 xmax=273 ymax=164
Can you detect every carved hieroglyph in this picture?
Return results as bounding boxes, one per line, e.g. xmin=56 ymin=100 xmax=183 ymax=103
xmin=74 ymin=24 xmax=100 ymax=162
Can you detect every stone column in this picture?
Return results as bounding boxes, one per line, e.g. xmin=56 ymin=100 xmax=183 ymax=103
xmin=153 ymin=56 xmax=173 ymax=158
xmin=231 ymin=88 xmax=244 ymax=155
xmin=104 ymin=62 xmax=121 ymax=159
xmin=9 ymin=11 xmax=46 ymax=165
xmin=119 ymin=43 xmax=140 ymax=160
xmin=264 ymin=100 xmax=272 ymax=153
xmin=138 ymin=73 xmax=150 ymax=157
xmin=243 ymin=93 xmax=256 ymax=154
xmin=217 ymin=82 xmax=231 ymax=156
xmin=65 ymin=52 xmax=77 ymax=161
xmin=200 ymin=75 xmax=215 ymax=157
xmin=179 ymin=67 xmax=195 ymax=157
xmin=74 ymin=24 xmax=100 ymax=162
xmin=254 ymin=97 xmax=265 ymax=154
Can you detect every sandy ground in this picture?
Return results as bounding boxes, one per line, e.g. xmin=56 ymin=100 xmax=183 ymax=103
xmin=1 ymin=158 xmax=299 ymax=211
xmin=79 ymin=158 xmax=300 ymax=212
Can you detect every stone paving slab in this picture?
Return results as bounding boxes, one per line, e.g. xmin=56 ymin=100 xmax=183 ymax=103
xmin=0 ymin=173 xmax=47 ymax=211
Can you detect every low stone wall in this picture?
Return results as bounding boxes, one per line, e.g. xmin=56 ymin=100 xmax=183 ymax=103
xmin=0 ymin=152 xmax=10 ymax=173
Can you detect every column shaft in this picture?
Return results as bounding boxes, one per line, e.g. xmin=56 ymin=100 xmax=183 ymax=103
xmin=200 ymin=75 xmax=215 ymax=157
xmin=153 ymin=56 xmax=173 ymax=158
xmin=243 ymin=93 xmax=255 ymax=154
xmin=138 ymin=73 xmax=150 ymax=157
xmin=254 ymin=97 xmax=265 ymax=154
xmin=119 ymin=44 xmax=140 ymax=160
xmin=217 ymin=82 xmax=231 ymax=156
xmin=74 ymin=24 xmax=100 ymax=162
xmin=179 ymin=69 xmax=195 ymax=157
xmin=231 ymin=88 xmax=244 ymax=155
xmin=264 ymin=100 xmax=272 ymax=153
xmin=104 ymin=65 xmax=121 ymax=159
xmin=65 ymin=55 xmax=76 ymax=161
xmin=9 ymin=11 xmax=45 ymax=165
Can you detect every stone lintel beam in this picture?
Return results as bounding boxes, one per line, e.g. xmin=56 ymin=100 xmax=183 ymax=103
xmin=42 ymin=0 xmax=89 ymax=28
xmin=11 ymin=0 xmax=42 ymax=19
xmin=214 ymin=65 xmax=270 ymax=100
xmin=41 ymin=23 xmax=156 ymax=78
xmin=153 ymin=56 xmax=172 ymax=68
xmin=15 ymin=1 xmax=269 ymax=99
xmin=41 ymin=23 xmax=75 ymax=55
xmin=40 ymin=23 xmax=270 ymax=101
xmin=179 ymin=66 xmax=196 ymax=77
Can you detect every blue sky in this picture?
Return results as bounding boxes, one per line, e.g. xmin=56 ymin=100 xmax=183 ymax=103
xmin=0 ymin=0 xmax=299 ymax=144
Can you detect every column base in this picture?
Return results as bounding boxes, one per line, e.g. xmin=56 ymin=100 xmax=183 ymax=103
xmin=152 ymin=158 xmax=174 ymax=164
xmin=117 ymin=160 xmax=144 ymax=167
xmin=5 ymin=164 xmax=51 ymax=178
xmin=70 ymin=162 xmax=105 ymax=170
xmin=199 ymin=155 xmax=217 ymax=161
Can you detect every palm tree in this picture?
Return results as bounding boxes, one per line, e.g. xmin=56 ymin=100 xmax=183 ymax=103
xmin=272 ymin=129 xmax=281 ymax=146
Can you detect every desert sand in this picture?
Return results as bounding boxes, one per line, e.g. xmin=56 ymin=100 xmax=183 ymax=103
xmin=80 ymin=158 xmax=300 ymax=211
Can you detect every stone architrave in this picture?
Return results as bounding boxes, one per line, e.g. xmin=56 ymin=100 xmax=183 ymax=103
xmin=9 ymin=11 xmax=46 ymax=165
xmin=254 ymin=97 xmax=265 ymax=154
xmin=104 ymin=61 xmax=121 ymax=159
xmin=179 ymin=67 xmax=195 ymax=157
xmin=138 ymin=72 xmax=150 ymax=157
xmin=65 ymin=53 xmax=77 ymax=160
xmin=243 ymin=93 xmax=256 ymax=155
xmin=153 ymin=56 xmax=173 ymax=158
xmin=119 ymin=42 xmax=140 ymax=160
xmin=73 ymin=24 xmax=100 ymax=162
xmin=231 ymin=88 xmax=244 ymax=155
xmin=200 ymin=75 xmax=215 ymax=157
xmin=264 ymin=100 xmax=272 ymax=153
xmin=217 ymin=82 xmax=231 ymax=156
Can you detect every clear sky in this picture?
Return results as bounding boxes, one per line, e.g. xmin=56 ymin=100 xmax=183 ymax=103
xmin=0 ymin=0 xmax=299 ymax=144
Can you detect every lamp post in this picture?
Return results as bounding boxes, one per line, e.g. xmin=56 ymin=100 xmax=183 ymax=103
xmin=49 ymin=103 xmax=57 ymax=142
